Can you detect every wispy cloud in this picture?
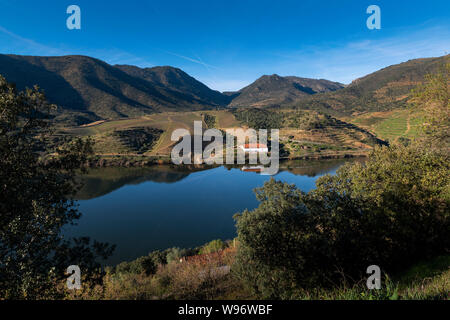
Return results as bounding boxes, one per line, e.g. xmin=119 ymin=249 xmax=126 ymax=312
xmin=0 ymin=25 xmax=66 ymax=56
xmin=0 ymin=25 xmax=153 ymax=67
xmin=270 ymin=25 xmax=450 ymax=84
xmin=163 ymin=50 xmax=220 ymax=70
xmin=184 ymin=25 xmax=450 ymax=91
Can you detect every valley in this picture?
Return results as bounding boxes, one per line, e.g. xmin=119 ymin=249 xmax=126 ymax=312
xmin=1 ymin=53 xmax=448 ymax=164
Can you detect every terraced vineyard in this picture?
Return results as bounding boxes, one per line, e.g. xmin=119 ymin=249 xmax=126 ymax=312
xmin=57 ymin=107 xmax=430 ymax=160
xmin=57 ymin=108 xmax=395 ymax=160
xmin=60 ymin=110 xmax=241 ymax=157
xmin=348 ymin=109 xmax=423 ymax=142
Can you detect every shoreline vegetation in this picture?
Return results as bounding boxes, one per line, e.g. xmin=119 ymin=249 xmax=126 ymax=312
xmin=80 ymin=152 xmax=368 ymax=168
xmin=67 ymin=238 xmax=449 ymax=300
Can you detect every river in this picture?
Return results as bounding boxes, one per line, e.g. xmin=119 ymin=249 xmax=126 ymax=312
xmin=64 ymin=158 xmax=363 ymax=265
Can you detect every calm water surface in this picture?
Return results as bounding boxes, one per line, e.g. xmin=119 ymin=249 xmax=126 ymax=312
xmin=65 ymin=159 xmax=362 ymax=265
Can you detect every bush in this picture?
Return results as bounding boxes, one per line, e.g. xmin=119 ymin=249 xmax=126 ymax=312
xmin=234 ymin=143 xmax=449 ymax=298
xmin=200 ymin=239 xmax=226 ymax=255
xmin=166 ymin=247 xmax=182 ymax=264
xmin=115 ymin=255 xmax=157 ymax=276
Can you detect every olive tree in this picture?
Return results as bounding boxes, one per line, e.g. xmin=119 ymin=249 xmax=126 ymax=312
xmin=0 ymin=76 xmax=114 ymax=299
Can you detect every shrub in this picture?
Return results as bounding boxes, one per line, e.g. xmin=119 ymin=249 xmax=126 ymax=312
xmin=166 ymin=247 xmax=182 ymax=264
xmin=115 ymin=255 xmax=157 ymax=276
xmin=234 ymin=143 xmax=449 ymax=298
xmin=200 ymin=239 xmax=226 ymax=255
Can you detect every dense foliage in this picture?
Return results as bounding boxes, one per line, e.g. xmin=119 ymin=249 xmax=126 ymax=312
xmin=234 ymin=143 xmax=449 ymax=298
xmin=113 ymin=127 xmax=163 ymax=154
xmin=232 ymin=108 xmax=283 ymax=129
xmin=284 ymin=110 xmax=337 ymax=130
xmin=410 ymin=62 xmax=449 ymax=149
xmin=202 ymin=114 xmax=217 ymax=129
xmin=0 ymin=76 xmax=113 ymax=299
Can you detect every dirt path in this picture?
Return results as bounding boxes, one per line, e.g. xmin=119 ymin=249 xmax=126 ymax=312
xmin=79 ymin=120 xmax=107 ymax=128
xmin=405 ymin=114 xmax=411 ymax=135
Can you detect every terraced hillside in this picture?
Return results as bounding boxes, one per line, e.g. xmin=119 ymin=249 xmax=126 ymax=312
xmin=279 ymin=110 xmax=387 ymax=158
xmin=59 ymin=109 xmax=384 ymax=160
xmin=60 ymin=110 xmax=241 ymax=157
xmin=345 ymin=109 xmax=424 ymax=142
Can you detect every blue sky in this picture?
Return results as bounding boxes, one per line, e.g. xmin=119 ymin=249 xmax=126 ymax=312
xmin=0 ymin=0 xmax=448 ymax=91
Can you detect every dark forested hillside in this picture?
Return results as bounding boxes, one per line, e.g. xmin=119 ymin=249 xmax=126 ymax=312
xmin=0 ymin=55 xmax=229 ymax=125
xmin=115 ymin=65 xmax=231 ymax=107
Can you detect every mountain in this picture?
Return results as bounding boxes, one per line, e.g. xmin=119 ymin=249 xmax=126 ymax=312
xmin=115 ymin=65 xmax=231 ymax=106
xmin=295 ymin=55 xmax=450 ymax=116
xmin=228 ymin=74 xmax=344 ymax=108
xmin=1 ymin=53 xmax=446 ymax=124
xmin=0 ymin=54 xmax=229 ymax=125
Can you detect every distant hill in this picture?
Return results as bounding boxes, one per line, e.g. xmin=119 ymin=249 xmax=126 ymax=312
xmin=228 ymin=74 xmax=344 ymax=108
xmin=1 ymin=53 xmax=446 ymax=125
xmin=115 ymin=65 xmax=231 ymax=107
xmin=231 ymin=108 xmax=386 ymax=155
xmin=295 ymin=55 xmax=450 ymax=116
xmin=0 ymin=54 xmax=229 ymax=125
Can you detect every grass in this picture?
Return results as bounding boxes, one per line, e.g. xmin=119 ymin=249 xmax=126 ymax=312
xmin=349 ymin=108 xmax=424 ymax=142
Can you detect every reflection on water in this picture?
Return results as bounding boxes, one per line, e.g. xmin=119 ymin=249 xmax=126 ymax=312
xmin=67 ymin=158 xmax=363 ymax=265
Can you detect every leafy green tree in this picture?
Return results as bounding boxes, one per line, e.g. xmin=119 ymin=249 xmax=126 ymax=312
xmin=311 ymin=143 xmax=449 ymax=273
xmin=0 ymin=76 xmax=114 ymax=299
xmin=199 ymin=239 xmax=226 ymax=255
xmin=234 ymin=179 xmax=323 ymax=299
xmin=149 ymin=250 xmax=167 ymax=266
xmin=235 ymin=143 xmax=449 ymax=299
xmin=115 ymin=256 xmax=157 ymax=276
xmin=410 ymin=61 xmax=449 ymax=148
xmin=166 ymin=247 xmax=182 ymax=264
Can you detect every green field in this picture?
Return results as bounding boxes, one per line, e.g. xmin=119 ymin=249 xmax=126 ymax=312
xmin=349 ymin=109 xmax=423 ymax=142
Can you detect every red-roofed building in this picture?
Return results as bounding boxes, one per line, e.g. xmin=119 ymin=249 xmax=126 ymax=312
xmin=239 ymin=143 xmax=268 ymax=153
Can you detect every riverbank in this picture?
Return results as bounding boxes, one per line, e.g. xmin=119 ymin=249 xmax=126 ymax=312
xmin=82 ymin=151 xmax=368 ymax=168
xmin=66 ymin=237 xmax=450 ymax=300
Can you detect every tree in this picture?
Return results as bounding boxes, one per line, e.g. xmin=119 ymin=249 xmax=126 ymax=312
xmin=234 ymin=179 xmax=325 ymax=299
xmin=0 ymin=76 xmax=114 ymax=299
xmin=166 ymin=247 xmax=182 ymax=264
xmin=234 ymin=144 xmax=449 ymax=299
xmin=115 ymin=255 xmax=157 ymax=276
xmin=410 ymin=61 xmax=449 ymax=148
xmin=199 ymin=239 xmax=226 ymax=255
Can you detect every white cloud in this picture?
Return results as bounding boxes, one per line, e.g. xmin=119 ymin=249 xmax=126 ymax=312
xmin=270 ymin=25 xmax=450 ymax=84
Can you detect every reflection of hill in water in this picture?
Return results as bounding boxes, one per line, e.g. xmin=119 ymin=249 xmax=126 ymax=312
xmin=278 ymin=158 xmax=365 ymax=177
xmin=75 ymin=166 xmax=212 ymax=200
xmin=76 ymin=158 xmax=365 ymax=200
